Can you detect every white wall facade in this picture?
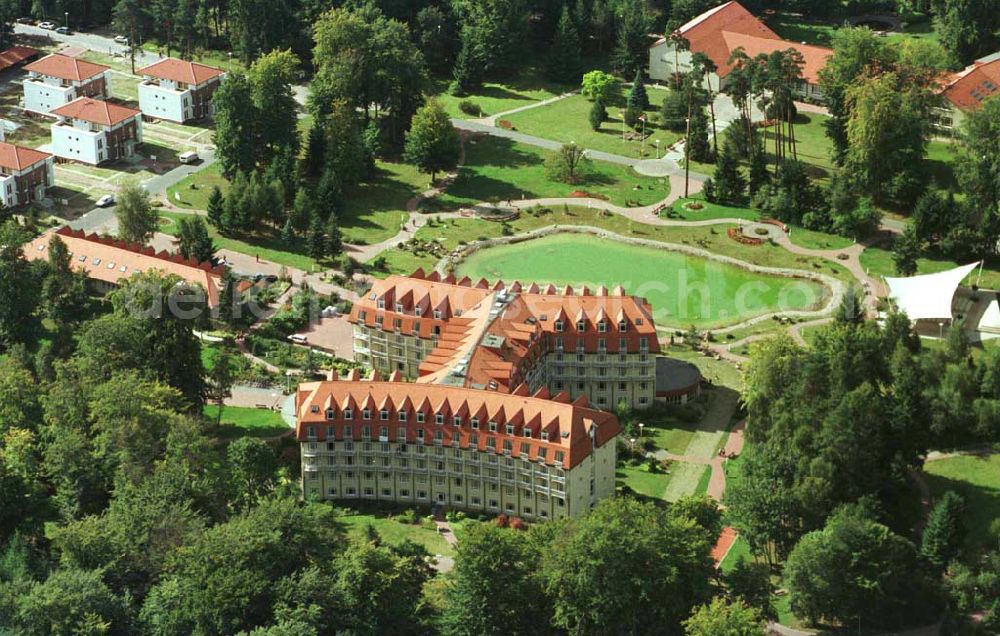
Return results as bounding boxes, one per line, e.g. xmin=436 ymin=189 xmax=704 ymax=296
xmin=51 ymin=122 xmax=102 ymax=164
xmin=0 ymin=174 xmax=16 ymax=207
xmin=22 ymin=78 xmax=75 ymax=115
xmin=138 ymin=81 xmax=189 ymax=123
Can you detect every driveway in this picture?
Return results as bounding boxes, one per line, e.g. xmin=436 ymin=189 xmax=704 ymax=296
xmin=14 ymin=24 xmax=158 ymax=67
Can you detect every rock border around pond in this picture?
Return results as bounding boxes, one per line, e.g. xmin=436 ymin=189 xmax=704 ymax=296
xmin=435 ymin=224 xmax=847 ymax=330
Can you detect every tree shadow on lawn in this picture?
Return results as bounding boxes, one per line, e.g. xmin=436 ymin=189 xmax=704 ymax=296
xmin=922 ymin=459 xmax=1000 ymax=554
xmin=464 ymin=135 xmax=543 ymax=169
xmin=339 ymin=167 xmax=421 ymax=236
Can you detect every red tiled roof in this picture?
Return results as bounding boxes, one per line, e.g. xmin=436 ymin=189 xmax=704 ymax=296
xmin=139 ymin=57 xmax=225 ymax=85
xmin=51 ymin=97 xmax=140 ymax=126
xmin=941 ymin=56 xmax=1000 ymax=111
xmin=23 ymin=227 xmax=225 ymax=307
xmin=720 ymin=31 xmax=832 ymax=84
xmin=295 ymin=375 xmax=621 ymax=470
xmin=0 ymin=46 xmax=38 ymax=71
xmin=0 ymin=142 xmax=51 ymax=171
xmin=651 ymin=1 xmax=831 ymax=84
xmin=25 ymin=53 xmax=107 ymax=81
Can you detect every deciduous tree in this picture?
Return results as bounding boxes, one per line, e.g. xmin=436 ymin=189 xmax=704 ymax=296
xmin=403 ymin=100 xmax=461 ymax=182
xmin=115 ymin=178 xmax=158 ymax=245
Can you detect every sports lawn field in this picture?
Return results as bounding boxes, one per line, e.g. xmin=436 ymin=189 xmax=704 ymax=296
xmin=454 ymin=233 xmax=829 ymax=328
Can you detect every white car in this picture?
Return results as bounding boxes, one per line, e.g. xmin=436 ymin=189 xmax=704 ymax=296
xmin=38 ymin=21 xmax=56 ymax=29
xmin=113 ymin=35 xmax=128 ymax=44
xmin=96 ymin=194 xmax=115 ymax=207
xmin=287 ymin=334 xmax=307 ymax=344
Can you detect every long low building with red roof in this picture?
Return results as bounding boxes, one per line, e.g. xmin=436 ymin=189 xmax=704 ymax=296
xmin=296 ymin=368 xmax=621 ymax=519
xmin=23 ymin=226 xmax=224 ymax=306
xmin=648 ymin=1 xmax=832 ymax=101
xmin=138 ymin=57 xmax=225 ymax=123
xmin=0 ymin=141 xmax=54 ymax=207
xmin=22 ymin=53 xmax=111 ymax=115
xmin=350 ymin=269 xmax=661 ymax=411
xmin=50 ymin=97 xmax=142 ymax=165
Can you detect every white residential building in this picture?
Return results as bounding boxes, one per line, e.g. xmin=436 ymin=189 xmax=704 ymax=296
xmin=22 ymin=54 xmax=111 ymax=115
xmin=137 ymin=58 xmax=225 ymax=123
xmin=50 ymin=98 xmax=143 ymax=166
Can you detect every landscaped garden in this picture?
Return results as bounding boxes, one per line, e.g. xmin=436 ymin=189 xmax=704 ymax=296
xmin=502 ymin=88 xmax=680 ymax=158
xmin=338 ymin=508 xmax=459 ymax=556
xmin=454 ymin=232 xmax=830 ymax=327
xmin=860 ymin=244 xmax=1000 ymax=290
xmin=207 ymin=406 xmax=289 ymax=439
xmin=430 ymin=135 xmax=669 ymax=210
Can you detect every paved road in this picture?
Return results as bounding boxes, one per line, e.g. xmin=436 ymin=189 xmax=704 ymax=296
xmin=14 ymin=23 xmax=158 ymax=66
xmin=68 ymin=148 xmax=217 ymax=233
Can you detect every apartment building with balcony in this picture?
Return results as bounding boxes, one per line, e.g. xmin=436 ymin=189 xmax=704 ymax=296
xmin=349 ymin=269 xmax=661 ymax=410
xmin=137 ymin=58 xmax=225 ymax=123
xmin=296 ymin=369 xmax=620 ymax=519
xmin=22 ymin=54 xmax=111 ymax=115
xmin=0 ymin=142 xmax=54 ymax=207
xmin=49 ymin=98 xmax=142 ymax=165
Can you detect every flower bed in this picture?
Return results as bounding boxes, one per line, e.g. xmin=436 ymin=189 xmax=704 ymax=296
xmin=727 ymin=227 xmax=764 ymax=246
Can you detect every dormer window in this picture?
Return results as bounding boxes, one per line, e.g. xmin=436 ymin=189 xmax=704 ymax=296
xmin=362 ymin=409 xmax=371 ymax=420
xmin=576 ymin=320 xmax=585 ymax=332
xmin=325 ymin=409 xmax=335 ymax=420
xmin=618 ymin=320 xmax=627 ymax=331
xmin=435 ymin=413 xmax=444 ymax=425
xmin=541 ymin=431 xmax=549 ymax=441
xmin=377 ymin=298 xmax=385 ymax=309
xmin=523 ymin=429 xmax=532 ymax=438
xmin=415 ymin=307 xmax=423 ymax=316
xmin=398 ymin=410 xmax=408 ymax=421
xmin=395 ymin=302 xmax=403 ymax=312
xmin=380 ymin=409 xmax=389 ymax=420
xmin=471 ymin=417 xmax=479 ymax=429
xmin=433 ymin=309 xmax=442 ymax=319
xmin=344 ymin=408 xmax=353 ymax=420
xmin=598 ymin=321 xmax=607 ymax=333
xmin=488 ymin=421 xmax=497 ymax=432
xmin=505 ymin=424 xmax=514 ymax=435
xmin=453 ymin=415 xmax=462 ymax=426
xmin=554 ymin=320 xmax=564 ymax=332
xmin=416 ymin=412 xmax=425 ymax=423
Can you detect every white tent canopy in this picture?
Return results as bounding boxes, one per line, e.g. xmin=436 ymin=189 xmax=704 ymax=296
xmin=885 ymin=262 xmax=980 ymax=321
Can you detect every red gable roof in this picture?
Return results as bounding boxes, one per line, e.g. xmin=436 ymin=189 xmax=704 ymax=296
xmin=652 ymin=1 xmax=831 ymax=84
xmin=51 ymin=97 xmax=140 ymax=126
xmin=25 ymin=53 xmax=107 ymax=81
xmin=0 ymin=46 xmax=38 ymax=71
xmin=139 ymin=57 xmax=225 ymax=85
xmin=941 ymin=55 xmax=1000 ymax=111
xmin=0 ymin=142 xmax=51 ymax=171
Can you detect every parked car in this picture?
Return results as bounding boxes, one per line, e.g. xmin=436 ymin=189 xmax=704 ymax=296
xmin=16 ymin=17 xmax=34 ymax=24
xmin=288 ymin=334 xmax=307 ymax=344
xmin=96 ymin=194 xmax=115 ymax=207
xmin=38 ymin=21 xmax=56 ymax=29
xmin=55 ymin=26 xmax=71 ymax=34
xmin=178 ymin=150 xmax=199 ymax=164
xmin=113 ymin=34 xmax=128 ymax=44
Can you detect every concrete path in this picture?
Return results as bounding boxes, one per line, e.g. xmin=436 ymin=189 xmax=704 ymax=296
xmin=473 ymin=90 xmax=578 ymax=126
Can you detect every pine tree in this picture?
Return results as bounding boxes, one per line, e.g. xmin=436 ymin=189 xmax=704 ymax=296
xmin=325 ymin=214 xmax=343 ymax=258
xmin=304 ymin=123 xmax=326 ymax=179
xmin=308 ymin=212 xmax=326 ymax=260
xmin=660 ymin=86 xmax=687 ymax=132
xmin=687 ymin=104 xmax=711 ymax=163
xmin=281 ymin=218 xmax=295 ymax=244
xmin=217 ymin=268 xmax=238 ymax=326
xmin=589 ymin=98 xmax=607 ymax=131
xmin=316 ymin=168 xmax=342 ymax=217
xmin=712 ymin=144 xmax=746 ymax=204
xmin=627 ymin=69 xmax=648 ymax=111
xmin=206 ymin=186 xmax=225 ymax=228
xmin=290 ymin=188 xmax=316 ymax=233
xmin=547 ymin=6 xmax=582 ymax=84
xmin=921 ymin=491 xmax=965 ymax=570
xmin=748 ymin=149 xmax=769 ymax=196
xmin=893 ymin=225 xmax=922 ymax=277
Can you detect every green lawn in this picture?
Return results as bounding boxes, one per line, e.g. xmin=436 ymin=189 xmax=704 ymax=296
xmin=380 ymin=204 xmax=854 ymax=288
xmin=455 ymin=232 xmax=829 ymax=328
xmin=339 ymin=161 xmax=427 ymax=245
xmin=718 ymin=534 xmax=753 ymax=574
xmin=167 ymin=162 xmax=229 ymax=210
xmin=433 ymin=136 xmax=670 ymax=209
xmin=860 ymin=245 xmax=1000 ymax=290
xmin=206 ymin=405 xmax=289 ymax=438
xmin=617 ymin=465 xmax=673 ymax=500
xmin=503 ymin=90 xmax=680 ymax=158
xmin=431 ymin=68 xmax=570 ymax=119
xmin=787 ymin=226 xmax=855 ymax=251
xmin=159 ymin=210 xmax=321 ymax=271
xmin=924 ymin=453 xmax=1000 ymax=554
xmin=762 ymin=112 xmax=835 ymax=181
xmin=339 ymin=512 xmax=456 ymax=556
xmin=768 ymin=12 xmax=839 ymax=46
